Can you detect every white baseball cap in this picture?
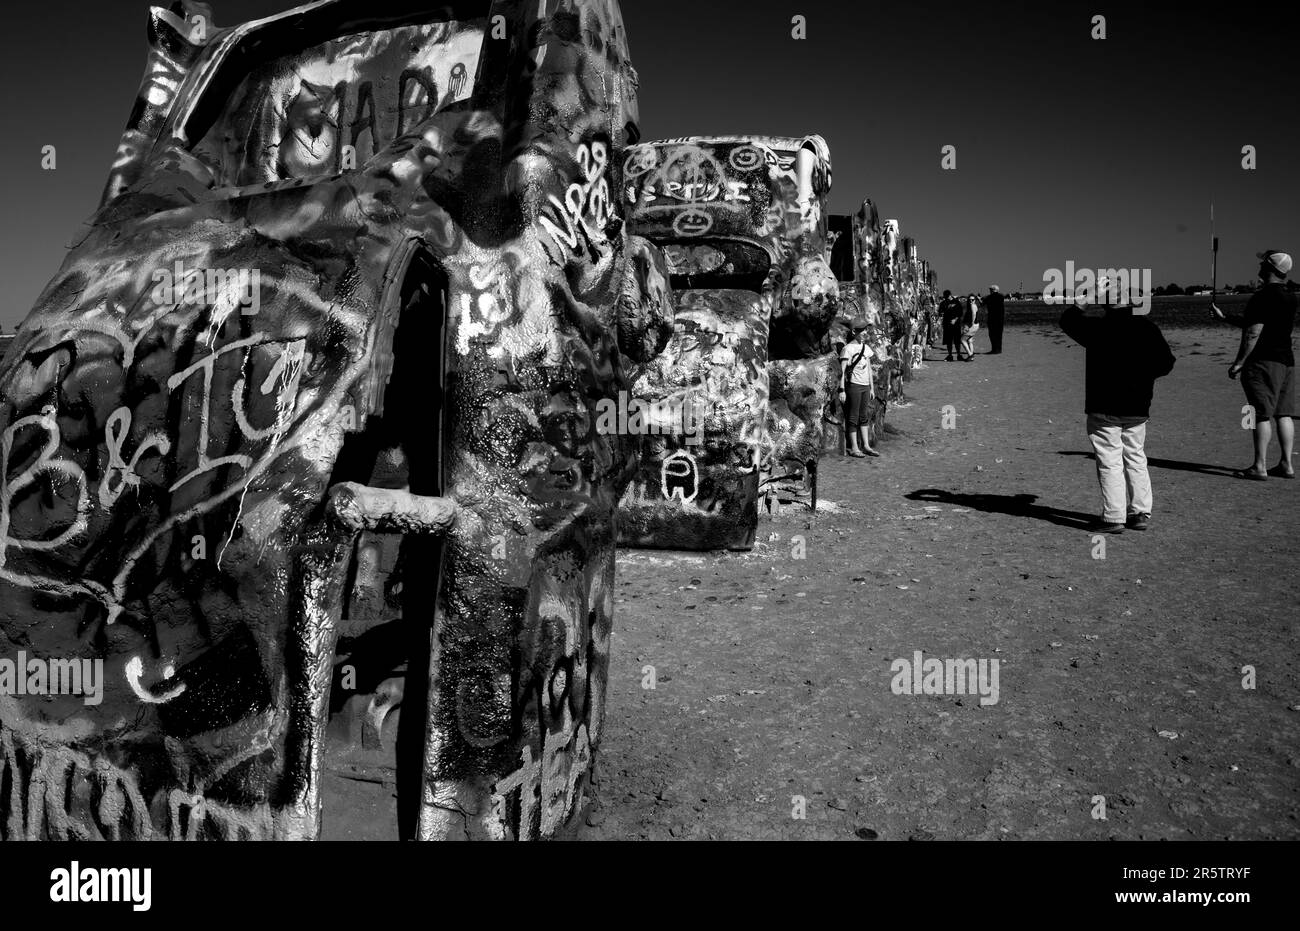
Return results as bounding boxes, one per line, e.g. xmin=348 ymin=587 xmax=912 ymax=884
xmin=1259 ymin=250 xmax=1293 ymax=276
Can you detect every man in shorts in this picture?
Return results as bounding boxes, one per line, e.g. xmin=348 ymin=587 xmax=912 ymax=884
xmin=1211 ymin=250 xmax=1296 ymax=480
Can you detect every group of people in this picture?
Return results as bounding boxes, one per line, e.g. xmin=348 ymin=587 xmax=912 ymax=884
xmin=835 ymin=285 xmax=1009 ymax=458
xmin=932 ymin=287 xmax=1007 ymax=361
xmin=833 ymin=248 xmax=1296 ymax=531
xmin=1061 ymin=248 xmax=1295 ymax=534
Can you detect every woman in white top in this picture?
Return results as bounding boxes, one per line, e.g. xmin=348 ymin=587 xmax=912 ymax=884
xmin=839 ymin=317 xmax=880 ymax=457
xmin=960 ymin=294 xmax=981 ymax=361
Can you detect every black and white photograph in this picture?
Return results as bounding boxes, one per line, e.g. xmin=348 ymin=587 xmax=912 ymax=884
xmin=0 ymin=0 xmax=1294 ymax=914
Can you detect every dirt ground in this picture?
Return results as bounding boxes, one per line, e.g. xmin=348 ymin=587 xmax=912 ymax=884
xmin=579 ymin=322 xmax=1300 ymax=841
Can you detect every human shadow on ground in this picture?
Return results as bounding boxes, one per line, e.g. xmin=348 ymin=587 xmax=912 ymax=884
xmin=905 ymin=488 xmax=1095 ymax=530
xmin=1056 ymin=450 xmax=1236 ymax=477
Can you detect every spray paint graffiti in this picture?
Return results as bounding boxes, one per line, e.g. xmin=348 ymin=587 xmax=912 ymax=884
xmin=760 ymin=136 xmax=838 ymax=508
xmin=0 ymin=0 xmax=670 ymax=843
xmin=191 ymin=17 xmax=484 ymax=184
xmin=660 ymin=450 xmax=700 ymax=503
xmin=617 ymin=134 xmax=835 ymax=548
xmin=538 ymin=140 xmax=616 ymax=261
xmin=617 ymin=287 xmax=768 ymax=550
xmin=766 ymin=353 xmax=838 ymax=502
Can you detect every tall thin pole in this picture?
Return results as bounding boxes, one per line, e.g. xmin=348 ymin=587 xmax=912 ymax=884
xmin=1210 ymin=200 xmax=1218 ymax=299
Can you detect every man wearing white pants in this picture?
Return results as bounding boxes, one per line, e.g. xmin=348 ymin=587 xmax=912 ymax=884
xmin=1062 ymin=297 xmax=1175 ymax=533
xmin=1086 ymin=415 xmax=1152 ymax=525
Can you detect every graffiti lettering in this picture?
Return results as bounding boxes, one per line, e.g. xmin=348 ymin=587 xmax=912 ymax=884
xmin=539 ymin=141 xmax=614 ymax=256
xmin=456 ymin=262 xmax=517 ymax=355
xmin=167 ymin=338 xmax=262 ymax=489
xmin=166 ymin=335 xmax=303 ymax=490
xmin=490 ymin=722 xmax=591 ymax=840
xmin=231 ymin=341 xmax=305 ymax=442
xmin=100 ymin=407 xmax=172 ymax=508
xmin=52 ymin=302 xmax=170 ymax=371
xmin=0 ymin=406 xmax=118 ymax=616
xmin=0 ymin=407 xmax=90 ymax=567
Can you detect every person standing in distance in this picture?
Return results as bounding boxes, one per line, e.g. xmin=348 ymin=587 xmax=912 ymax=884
xmin=839 ymin=316 xmax=880 ymax=457
xmin=985 ymin=285 xmax=1006 ymax=354
xmin=939 ymin=290 xmax=963 ymax=362
xmin=960 ymin=294 xmax=981 ymax=361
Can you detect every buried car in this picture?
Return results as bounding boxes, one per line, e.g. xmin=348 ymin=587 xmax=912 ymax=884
xmin=0 ymin=0 xmax=673 ymax=841
xmin=825 ymin=202 xmax=939 ymax=450
xmin=615 ymin=134 xmax=838 ymax=550
xmin=824 ymin=201 xmax=914 ymax=445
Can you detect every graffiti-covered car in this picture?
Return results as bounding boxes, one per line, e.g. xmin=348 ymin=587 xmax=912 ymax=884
xmin=0 ymin=0 xmax=673 ymax=841
xmin=825 ymin=202 xmax=937 ymax=446
xmin=616 ymin=134 xmax=838 ymax=550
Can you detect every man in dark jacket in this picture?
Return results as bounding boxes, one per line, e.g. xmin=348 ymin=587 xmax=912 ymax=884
xmin=939 ymin=290 xmax=963 ymax=361
xmin=985 ymin=285 xmax=1006 ymax=354
xmin=1061 ymin=294 xmax=1176 ymax=532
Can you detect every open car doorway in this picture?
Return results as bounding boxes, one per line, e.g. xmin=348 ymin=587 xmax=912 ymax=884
xmin=320 ymin=248 xmax=448 ymax=840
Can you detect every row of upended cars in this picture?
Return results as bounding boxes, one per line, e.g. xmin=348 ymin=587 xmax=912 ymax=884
xmin=0 ymin=0 xmax=936 ymax=840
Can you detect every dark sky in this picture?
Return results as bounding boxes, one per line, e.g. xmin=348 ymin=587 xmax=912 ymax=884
xmin=2 ymin=0 xmax=1297 ymax=329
